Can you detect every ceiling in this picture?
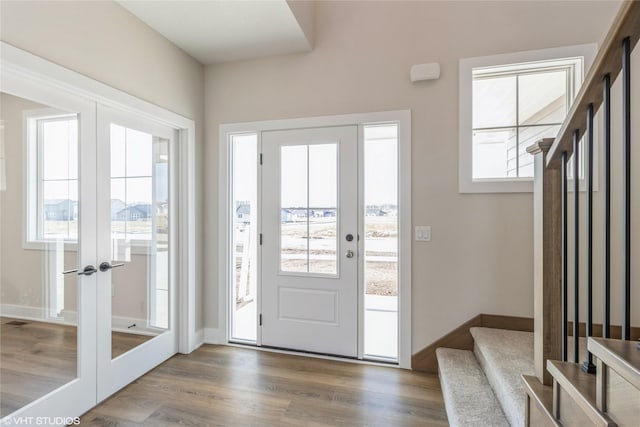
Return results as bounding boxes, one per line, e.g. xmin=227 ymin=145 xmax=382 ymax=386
xmin=118 ymin=1 xmax=314 ymax=65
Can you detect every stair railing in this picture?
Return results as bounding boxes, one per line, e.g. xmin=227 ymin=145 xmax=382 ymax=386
xmin=528 ymin=0 xmax=640 ymax=386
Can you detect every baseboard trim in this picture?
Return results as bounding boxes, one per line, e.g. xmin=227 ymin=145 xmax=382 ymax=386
xmin=1 ymin=304 xmax=161 ymax=336
xmin=411 ymin=313 xmax=534 ymax=373
xmin=191 ymin=328 xmax=205 ymax=352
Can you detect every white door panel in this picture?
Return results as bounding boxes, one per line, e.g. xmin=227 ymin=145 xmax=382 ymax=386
xmin=261 ymin=126 xmax=358 ymax=357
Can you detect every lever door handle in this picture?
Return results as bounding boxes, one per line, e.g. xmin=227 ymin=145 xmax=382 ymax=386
xmin=99 ymin=261 xmax=125 ymax=272
xmin=63 ymin=265 xmax=98 ymax=276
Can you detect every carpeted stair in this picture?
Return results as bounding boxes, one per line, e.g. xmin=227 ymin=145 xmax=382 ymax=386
xmin=437 ymin=327 xmax=535 ymax=427
xmin=436 ymin=348 xmax=509 ymax=427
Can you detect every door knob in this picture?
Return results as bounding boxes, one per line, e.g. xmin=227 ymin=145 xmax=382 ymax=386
xmin=99 ymin=261 xmax=125 ymax=272
xmin=345 ymin=250 xmax=354 ymax=258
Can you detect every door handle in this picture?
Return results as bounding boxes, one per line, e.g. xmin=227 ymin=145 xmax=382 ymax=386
xmin=345 ymin=250 xmax=354 ymax=258
xmin=99 ymin=261 xmax=125 ymax=272
xmin=63 ymin=265 xmax=97 ymax=276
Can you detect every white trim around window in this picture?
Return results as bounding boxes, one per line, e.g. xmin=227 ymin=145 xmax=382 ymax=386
xmin=459 ymin=43 xmax=597 ymax=193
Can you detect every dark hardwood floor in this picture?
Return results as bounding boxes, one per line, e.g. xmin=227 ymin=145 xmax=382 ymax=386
xmin=0 ymin=316 xmax=151 ymax=417
xmin=79 ymin=345 xmax=448 ymax=426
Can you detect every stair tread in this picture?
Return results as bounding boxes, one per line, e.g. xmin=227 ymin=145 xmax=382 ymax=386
xmin=436 ymin=348 xmax=509 ymax=427
xmin=547 ymin=360 xmax=614 ymax=426
xmin=588 ymin=337 xmax=640 ymax=389
xmin=470 ymin=327 xmax=535 ymax=427
xmin=522 ymin=375 xmax=560 ymax=427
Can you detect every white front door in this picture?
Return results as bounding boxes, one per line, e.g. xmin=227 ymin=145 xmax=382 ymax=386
xmin=261 ymin=126 xmax=358 ymax=357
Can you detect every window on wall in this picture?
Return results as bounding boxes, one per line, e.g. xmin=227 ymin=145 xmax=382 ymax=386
xmin=25 ymin=110 xmax=79 ymax=243
xmin=459 ymin=44 xmax=595 ymax=193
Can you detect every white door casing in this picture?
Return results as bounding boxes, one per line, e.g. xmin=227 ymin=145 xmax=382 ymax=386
xmin=261 ymin=126 xmax=358 ymax=357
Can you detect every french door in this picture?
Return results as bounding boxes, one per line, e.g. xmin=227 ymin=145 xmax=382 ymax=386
xmin=96 ymin=106 xmax=177 ymax=400
xmin=1 ymin=79 xmax=177 ymax=424
xmin=261 ymin=126 xmax=358 ymax=357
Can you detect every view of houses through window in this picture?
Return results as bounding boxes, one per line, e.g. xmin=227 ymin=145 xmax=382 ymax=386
xmin=109 ymin=124 xmax=169 ymax=245
xmin=231 ymin=133 xmax=258 ymax=342
xmin=229 ymin=126 xmax=400 ymax=360
xmin=27 ymin=115 xmax=168 ymax=245
xmin=28 ymin=113 xmax=79 ymax=241
xmin=363 ymin=124 xmax=398 ymax=360
xmin=279 ymin=143 xmax=338 ymax=275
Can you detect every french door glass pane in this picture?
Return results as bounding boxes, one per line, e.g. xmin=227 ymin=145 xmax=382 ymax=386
xmin=1 ymin=93 xmax=79 ymax=416
xmin=109 ymin=124 xmax=170 ymax=359
xmin=363 ymin=124 xmax=398 ymax=360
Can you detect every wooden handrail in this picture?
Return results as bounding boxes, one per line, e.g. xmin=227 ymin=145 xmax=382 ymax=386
xmin=546 ymin=1 xmax=640 ymax=168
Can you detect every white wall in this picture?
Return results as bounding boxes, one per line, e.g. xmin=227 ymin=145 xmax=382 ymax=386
xmin=0 ymin=0 xmax=205 ymax=330
xmin=203 ymin=1 xmax=622 ymax=353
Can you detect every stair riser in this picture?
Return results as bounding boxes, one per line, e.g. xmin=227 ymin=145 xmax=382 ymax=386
xmin=556 ymin=386 xmax=608 ymax=427
xmin=605 ymin=366 xmax=640 ymax=426
xmin=525 ymin=395 xmax=557 ymax=427
xmin=470 ymin=327 xmax=536 ymax=427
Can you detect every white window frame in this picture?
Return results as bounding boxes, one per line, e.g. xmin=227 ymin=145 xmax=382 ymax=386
xmin=459 ymin=44 xmax=597 ymax=193
xmin=23 ymin=108 xmax=79 ymax=249
xmin=217 ymin=111 xmax=412 ymax=369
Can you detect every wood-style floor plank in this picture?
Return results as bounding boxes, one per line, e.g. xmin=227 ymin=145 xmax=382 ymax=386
xmin=80 ymin=345 xmax=448 ymax=426
xmin=1 ymin=316 xmax=151 ymax=417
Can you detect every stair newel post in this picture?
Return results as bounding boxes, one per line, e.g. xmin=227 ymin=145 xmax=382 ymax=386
xmin=527 ymin=139 xmax=563 ymax=386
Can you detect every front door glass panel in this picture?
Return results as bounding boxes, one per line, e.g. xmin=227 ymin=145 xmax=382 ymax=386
xmin=280 ymin=143 xmax=338 ymax=275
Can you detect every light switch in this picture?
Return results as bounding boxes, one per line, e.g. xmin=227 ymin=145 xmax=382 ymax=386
xmin=415 ymin=225 xmax=431 ymax=241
